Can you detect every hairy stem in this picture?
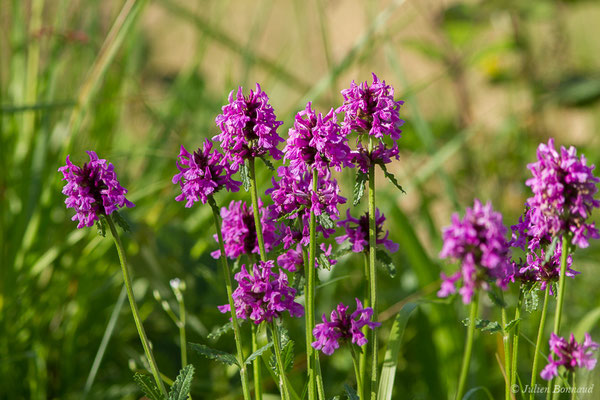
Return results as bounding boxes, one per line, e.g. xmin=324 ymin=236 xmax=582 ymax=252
xmin=210 ymin=201 xmax=252 ymax=400
xmin=502 ymin=307 xmax=511 ymax=400
xmin=248 ymin=158 xmax=266 ymax=400
xmin=271 ymin=322 xmax=291 ymax=400
xmin=360 ymin=252 xmax=370 ymax=396
xmin=105 ymin=215 xmax=167 ymax=396
xmin=530 ymin=285 xmax=551 ymax=400
xmin=368 ymin=149 xmax=378 ymax=400
xmin=305 ymin=168 xmax=318 ymax=400
xmin=456 ymin=291 xmax=479 ymax=400
xmin=351 ymin=345 xmax=364 ymax=399
xmin=510 ymin=291 xmax=523 ymax=390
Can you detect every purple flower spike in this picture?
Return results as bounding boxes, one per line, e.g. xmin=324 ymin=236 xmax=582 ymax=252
xmin=337 ymin=73 xmax=404 ymax=140
xmin=214 ymin=83 xmax=284 ymax=170
xmin=336 ymin=208 xmax=399 ymax=253
xmin=266 ymin=166 xmax=346 ymax=247
xmin=540 ymin=333 xmax=599 ymax=380
xmin=59 ymin=151 xmax=134 ymax=229
xmin=173 ymin=140 xmax=240 ymax=207
xmin=526 ymin=139 xmax=600 ymax=248
xmin=312 ymin=298 xmax=381 ymax=355
xmin=438 ymin=199 xmax=511 ymax=304
xmin=284 ymin=102 xmax=352 ymax=176
xmin=218 ymin=260 xmax=304 ymax=324
xmin=211 ymin=199 xmax=279 ymax=259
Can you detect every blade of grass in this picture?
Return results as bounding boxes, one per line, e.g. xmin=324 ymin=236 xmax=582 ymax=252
xmin=82 ymin=285 xmax=127 ymax=399
xmin=378 ymin=303 xmax=417 ymax=400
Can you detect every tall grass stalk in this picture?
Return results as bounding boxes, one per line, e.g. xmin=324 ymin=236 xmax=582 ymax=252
xmin=105 ymin=214 xmax=167 ymax=397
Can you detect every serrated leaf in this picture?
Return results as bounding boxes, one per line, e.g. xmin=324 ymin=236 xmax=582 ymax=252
xmin=504 ymin=318 xmax=521 ymax=334
xmin=245 ymin=342 xmax=273 ymax=365
xmin=190 ymin=343 xmax=239 ymax=367
xmin=207 ymin=322 xmax=233 ymax=341
xmin=168 ymin=364 xmax=194 ymax=400
xmin=113 ymin=211 xmax=131 ymax=232
xmin=318 ymin=253 xmax=332 ymax=270
xmin=524 ymin=288 xmax=539 ymax=313
xmin=545 ymin=236 xmax=559 ymax=262
xmin=375 ymin=249 xmax=397 ymax=278
xmin=486 ymin=287 xmax=506 ymax=308
xmin=353 ymin=170 xmax=368 ymax=206
xmin=462 ymin=318 xmax=502 ymax=334
xmin=277 ymin=206 xmax=305 ymax=222
xmin=344 ymin=383 xmax=359 ymax=400
xmin=281 ymin=339 xmax=295 ymax=372
xmin=318 ymin=213 xmax=335 ymax=230
xmin=380 ymin=164 xmax=405 ymax=194
xmin=239 ymin=162 xmax=251 ymax=191
xmin=133 ymin=373 xmax=164 ymax=400
xmin=96 ymin=217 xmax=106 ymax=237
xmin=258 ymin=155 xmax=275 ymax=171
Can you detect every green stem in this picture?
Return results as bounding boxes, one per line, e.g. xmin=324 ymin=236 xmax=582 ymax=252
xmin=571 ymin=372 xmax=575 ymax=400
xmin=456 ymin=291 xmax=479 ymax=400
xmin=552 ymin=237 xmax=569 ymax=335
xmin=177 ymin=295 xmax=187 ymax=368
xmin=248 ymin=157 xmax=266 ymax=400
xmin=502 ymin=307 xmax=511 ymax=400
xmin=105 ymin=215 xmax=167 ymax=397
xmin=210 ymin=202 xmax=252 ymax=400
xmin=248 ymin=158 xmax=267 ymax=261
xmin=351 ymin=346 xmax=364 ymax=399
xmin=271 ymin=322 xmax=291 ymax=400
xmin=252 ymin=325 xmax=263 ymax=400
xmin=530 ymin=285 xmax=551 ymax=400
xmin=360 ymin=252 xmax=370 ymax=397
xmin=368 ymin=155 xmax=378 ymax=400
xmin=305 ymin=168 xmax=319 ymax=400
xmin=510 ymin=291 xmax=523 ymax=391
xmin=548 ymin=237 xmax=570 ymax=397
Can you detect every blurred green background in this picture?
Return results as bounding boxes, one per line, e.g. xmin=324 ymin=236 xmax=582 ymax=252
xmin=1 ymin=0 xmax=600 ymax=399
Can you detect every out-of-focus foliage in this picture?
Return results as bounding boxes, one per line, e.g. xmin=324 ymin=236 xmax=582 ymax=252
xmin=1 ymin=0 xmax=599 ymax=399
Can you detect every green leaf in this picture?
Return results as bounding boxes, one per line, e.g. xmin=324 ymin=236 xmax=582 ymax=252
xmin=379 ymin=164 xmax=405 ymax=194
xmin=190 ymin=343 xmax=239 ymax=367
xmin=352 ymin=170 xmax=368 ymax=206
xmin=281 ymin=339 xmax=295 ymax=372
xmin=318 ymin=213 xmax=335 ymax=230
xmin=112 ymin=211 xmax=130 ymax=232
xmin=245 ymin=342 xmax=273 ymax=365
xmin=96 ymin=217 xmax=106 ymax=237
xmin=168 ymin=364 xmax=194 ymax=400
xmin=462 ymin=318 xmax=502 ymax=334
xmin=277 ymin=206 xmax=305 ymax=222
xmin=524 ymin=288 xmax=539 ymax=313
xmin=344 ymin=383 xmax=359 ymax=400
xmin=486 ymin=287 xmax=506 ymax=308
xmin=239 ymin=162 xmax=251 ymax=191
xmin=258 ymin=155 xmax=275 ymax=171
xmin=207 ymin=322 xmax=233 ymax=340
xmin=133 ymin=373 xmax=164 ymax=400
xmin=545 ymin=236 xmax=559 ymax=262
xmin=375 ymin=249 xmax=397 ymax=278
xmin=378 ymin=303 xmax=418 ymax=400
xmin=462 ymin=386 xmax=495 ymax=400
xmin=318 ymin=253 xmax=332 ymax=270
xmin=504 ymin=318 xmax=521 ymax=334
